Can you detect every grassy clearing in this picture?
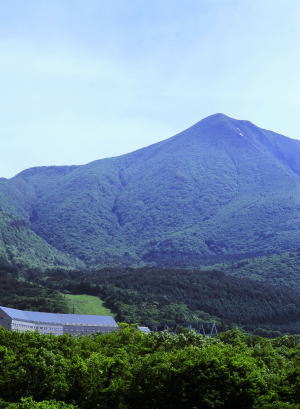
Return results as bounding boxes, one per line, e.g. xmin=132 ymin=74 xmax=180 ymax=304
xmin=64 ymin=294 xmax=114 ymax=316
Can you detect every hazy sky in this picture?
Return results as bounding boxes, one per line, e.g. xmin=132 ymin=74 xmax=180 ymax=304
xmin=1 ymin=0 xmax=300 ymax=178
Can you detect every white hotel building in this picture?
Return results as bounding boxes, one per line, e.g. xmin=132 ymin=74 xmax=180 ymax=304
xmin=0 ymin=306 xmax=118 ymax=335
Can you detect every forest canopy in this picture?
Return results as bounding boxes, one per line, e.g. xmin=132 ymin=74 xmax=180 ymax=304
xmin=0 ymin=326 xmax=299 ymax=409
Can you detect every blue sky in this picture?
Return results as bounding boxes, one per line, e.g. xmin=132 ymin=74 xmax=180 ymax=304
xmin=1 ymin=0 xmax=300 ymax=177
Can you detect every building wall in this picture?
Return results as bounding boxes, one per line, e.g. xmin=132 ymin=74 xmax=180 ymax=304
xmin=0 ymin=308 xmax=119 ymax=336
xmin=10 ymin=320 xmax=63 ymax=335
xmin=63 ymin=324 xmax=118 ymax=335
xmin=11 ymin=320 xmax=37 ymax=332
xmin=1 ymin=318 xmax=117 ymax=336
xmin=34 ymin=323 xmax=63 ymax=335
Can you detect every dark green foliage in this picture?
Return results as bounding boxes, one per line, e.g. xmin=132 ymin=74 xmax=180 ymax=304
xmin=1 ymin=114 xmax=300 ymax=267
xmin=3 ymin=262 xmax=300 ymax=333
xmin=0 ymin=210 xmax=83 ymax=270
xmin=0 ymin=326 xmax=299 ymax=409
xmin=4 ymin=398 xmax=78 ymax=408
xmin=209 ymin=250 xmax=300 ymax=292
xmin=0 ymin=265 xmax=68 ymax=313
xmin=41 ymin=267 xmax=300 ymax=332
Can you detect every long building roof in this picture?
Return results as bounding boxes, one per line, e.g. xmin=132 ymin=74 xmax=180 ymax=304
xmin=0 ymin=306 xmax=118 ymax=327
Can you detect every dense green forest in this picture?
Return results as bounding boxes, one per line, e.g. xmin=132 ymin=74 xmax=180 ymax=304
xmin=2 ymin=263 xmax=300 ymax=335
xmin=32 ymin=267 xmax=300 ymax=335
xmin=208 ymin=250 xmax=300 ymax=291
xmin=0 ymin=210 xmax=82 ymax=270
xmin=0 ymin=265 xmax=68 ymax=313
xmin=0 ymin=326 xmax=299 ymax=409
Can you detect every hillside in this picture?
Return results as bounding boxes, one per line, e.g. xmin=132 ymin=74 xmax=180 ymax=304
xmin=1 ymin=114 xmax=300 ymax=267
xmin=0 ymin=264 xmax=69 ymax=312
xmin=208 ymin=250 xmax=300 ymax=292
xmin=0 ymin=210 xmax=83 ymax=270
xmin=40 ymin=267 xmax=300 ymax=334
xmin=64 ymin=294 xmax=114 ymax=316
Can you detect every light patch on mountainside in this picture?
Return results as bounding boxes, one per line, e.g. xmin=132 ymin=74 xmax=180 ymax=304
xmin=64 ymin=294 xmax=114 ymax=316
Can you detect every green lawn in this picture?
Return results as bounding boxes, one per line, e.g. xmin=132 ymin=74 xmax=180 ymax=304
xmin=64 ymin=294 xmax=114 ymax=316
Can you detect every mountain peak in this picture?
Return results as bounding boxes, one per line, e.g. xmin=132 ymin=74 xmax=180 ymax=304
xmin=202 ymin=113 xmax=231 ymax=121
xmin=180 ymin=113 xmax=249 ymax=139
xmin=200 ymin=113 xmax=249 ymax=125
xmin=182 ymin=114 xmax=242 ymax=135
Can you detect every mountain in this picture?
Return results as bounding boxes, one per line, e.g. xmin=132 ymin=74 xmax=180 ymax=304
xmin=0 ymin=210 xmax=83 ymax=270
xmin=1 ymin=113 xmax=300 ymax=267
xmin=207 ymin=249 xmax=300 ymax=292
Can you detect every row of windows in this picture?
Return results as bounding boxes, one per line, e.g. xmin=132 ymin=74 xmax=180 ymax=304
xmin=11 ymin=320 xmax=115 ymax=327
xmin=12 ymin=322 xmax=62 ymax=333
xmin=36 ymin=326 xmax=61 ymax=331
xmin=12 ymin=323 xmax=35 ymax=329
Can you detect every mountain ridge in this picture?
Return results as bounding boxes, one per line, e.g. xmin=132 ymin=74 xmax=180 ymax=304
xmin=1 ymin=113 xmax=300 ymax=268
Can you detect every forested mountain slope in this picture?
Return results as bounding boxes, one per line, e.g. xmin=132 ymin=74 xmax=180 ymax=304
xmin=1 ymin=113 xmax=300 ymax=267
xmin=0 ymin=264 xmax=69 ymax=312
xmin=208 ymin=250 xmax=300 ymax=291
xmin=0 ymin=210 xmax=83 ymax=270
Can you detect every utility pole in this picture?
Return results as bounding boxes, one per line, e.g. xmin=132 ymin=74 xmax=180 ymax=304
xmin=209 ymin=322 xmax=218 ymax=336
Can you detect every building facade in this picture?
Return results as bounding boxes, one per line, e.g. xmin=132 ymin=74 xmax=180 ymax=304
xmin=0 ymin=306 xmax=118 ymax=335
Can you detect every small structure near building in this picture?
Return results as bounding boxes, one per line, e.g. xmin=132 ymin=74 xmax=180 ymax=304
xmin=137 ymin=326 xmax=151 ymax=334
xmin=0 ymin=306 xmax=118 ymax=336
